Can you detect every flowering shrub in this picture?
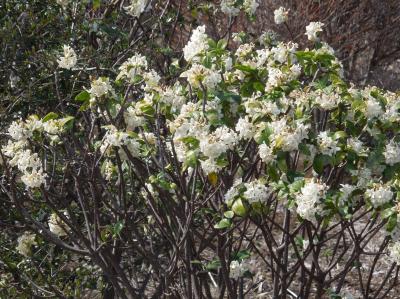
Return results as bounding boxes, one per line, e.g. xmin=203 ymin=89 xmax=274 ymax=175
xmin=1 ymin=3 xmax=400 ymax=298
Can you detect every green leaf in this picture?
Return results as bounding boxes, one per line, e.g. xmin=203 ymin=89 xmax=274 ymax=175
xmin=75 ymin=90 xmax=91 ymax=102
xmin=381 ymin=207 xmax=395 ymax=219
xmin=93 ymin=0 xmax=101 ymax=10
xmin=42 ymin=112 xmax=58 ymax=122
xmin=224 ymin=211 xmax=234 ymax=219
xmin=240 ymin=81 xmax=254 ymax=97
xmin=234 ymin=250 xmax=251 ymax=261
xmin=277 ymin=152 xmax=288 ymax=172
xmin=267 ymin=165 xmax=279 ymax=182
xmin=217 ymin=39 xmax=227 ymax=50
xmin=232 ymin=199 xmax=246 ymax=217
xmin=234 ymin=64 xmax=257 ymax=73
xmin=214 ymin=218 xmax=231 ymax=229
xmin=386 ymin=214 xmax=397 ymax=232
xmin=313 ymin=154 xmax=325 ymax=174
xmin=334 ymin=131 xmax=347 ymax=140
xmin=205 ymin=259 xmax=221 ymax=271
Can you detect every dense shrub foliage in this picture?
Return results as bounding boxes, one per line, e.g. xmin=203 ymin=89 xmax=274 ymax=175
xmin=1 ymin=1 xmax=400 ymax=298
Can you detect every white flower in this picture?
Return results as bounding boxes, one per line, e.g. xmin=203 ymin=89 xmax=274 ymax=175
xmin=25 ymin=116 xmax=43 ymax=133
xmin=7 ymin=120 xmax=30 ymax=141
xmin=103 ymin=160 xmax=114 ymax=180
xmin=266 ymin=67 xmax=285 ymax=90
xmin=235 ymin=117 xmax=255 ymax=140
xmin=48 ymin=212 xmax=70 ymax=237
xmin=183 ymin=25 xmax=209 ymax=62
xmin=16 ymin=232 xmax=36 ymax=257
xmin=57 ymin=45 xmax=77 ymax=70
xmin=143 ymin=69 xmax=160 ymax=90
xmin=223 ymin=55 xmax=233 ymax=70
xmin=199 ymin=126 xmax=237 ymax=159
xmin=229 ymin=260 xmax=248 ymax=278
xmin=365 ymin=185 xmax=393 ymax=208
xmin=384 ymin=140 xmax=400 ymax=166
xmin=1 ymin=140 xmax=25 ymax=160
xmin=289 ymin=64 xmax=302 ymax=79
xmin=88 ymin=77 xmax=114 ymax=98
xmin=117 ymin=53 xmax=148 ymax=82
xmin=259 ymin=143 xmax=275 ymax=164
xmin=389 ymin=241 xmax=400 ymax=264
xmin=317 ymin=131 xmax=339 ymax=156
xmin=296 ymin=180 xmax=327 ymax=221
xmin=270 ymin=120 xmax=309 ymax=152
xmin=160 ymin=85 xmax=186 ymax=109
xmin=143 ymin=132 xmax=156 ymax=145
xmin=118 ymin=138 xmax=141 ymax=160
xmin=103 ymin=126 xmax=129 ymax=148
xmin=235 ymin=43 xmax=255 ymax=60
xmin=315 ymin=91 xmax=339 ymax=110
xmin=224 ymin=179 xmax=242 ymax=203
xmin=124 ymin=0 xmax=149 ymax=17
xmin=243 ymin=0 xmax=259 ymax=15
xmin=124 ymin=106 xmax=145 ymax=130
xmin=180 ymin=64 xmax=221 ymax=89
xmin=13 ymin=149 xmax=41 ymax=173
xmin=339 ymin=184 xmax=356 ymax=205
xmin=365 ymin=98 xmax=383 ymax=119
xmin=21 ymin=169 xmax=46 ymax=189
xmin=200 ymin=158 xmax=221 ymax=175
xmin=271 ymin=43 xmax=288 ymax=64
xmin=347 ymin=137 xmax=366 ymax=155
xmin=220 ymin=0 xmax=240 ymax=17
xmin=305 ymin=22 xmax=324 ymax=41
xmin=243 ymin=180 xmax=269 ymax=203
xmin=274 ymin=7 xmax=289 ymax=25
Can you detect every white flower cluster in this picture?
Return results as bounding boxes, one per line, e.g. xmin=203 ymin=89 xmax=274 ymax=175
xmin=243 ymin=0 xmax=259 ymax=15
xmin=317 ymin=131 xmax=340 ymax=156
xmin=229 ymin=260 xmax=250 ymax=278
xmin=305 ymin=22 xmax=324 ymax=41
xmin=1 ymin=117 xmax=63 ymax=188
xmin=347 ymin=137 xmax=367 ymax=156
xmin=88 ymin=77 xmax=114 ymax=101
xmin=365 ymin=185 xmax=393 ymax=208
xmin=100 ymin=125 xmax=141 ymax=159
xmin=16 ymin=232 xmax=37 ymax=257
xmin=269 ymin=118 xmax=309 ymax=152
xmin=124 ymin=0 xmax=149 ymax=18
xmin=338 ymin=184 xmax=356 ymax=206
xmin=58 ymin=45 xmax=77 ymax=70
xmin=384 ymin=140 xmax=400 ymax=166
xmin=124 ymin=104 xmax=145 ymax=130
xmin=160 ymin=84 xmax=186 ymax=110
xmin=220 ymin=0 xmax=240 ymax=17
xmin=243 ymin=180 xmax=269 ymax=203
xmin=296 ymin=180 xmax=327 ymax=221
xmin=274 ymin=7 xmax=289 ymax=25
xmin=259 ymin=143 xmax=275 ymax=164
xmin=183 ymin=25 xmax=209 ymax=62
xmin=199 ymin=126 xmax=237 ymax=174
xmin=116 ymin=53 xmax=148 ymax=82
xmin=181 ymin=64 xmax=221 ymax=90
xmin=314 ymin=89 xmax=340 ymax=110
xmin=235 ymin=117 xmax=255 ymax=140
xmin=48 ymin=212 xmax=70 ymax=237
xmin=220 ymin=0 xmax=259 ymax=17
xmin=224 ymin=179 xmax=242 ymax=203
xmin=365 ymin=97 xmax=383 ymax=119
